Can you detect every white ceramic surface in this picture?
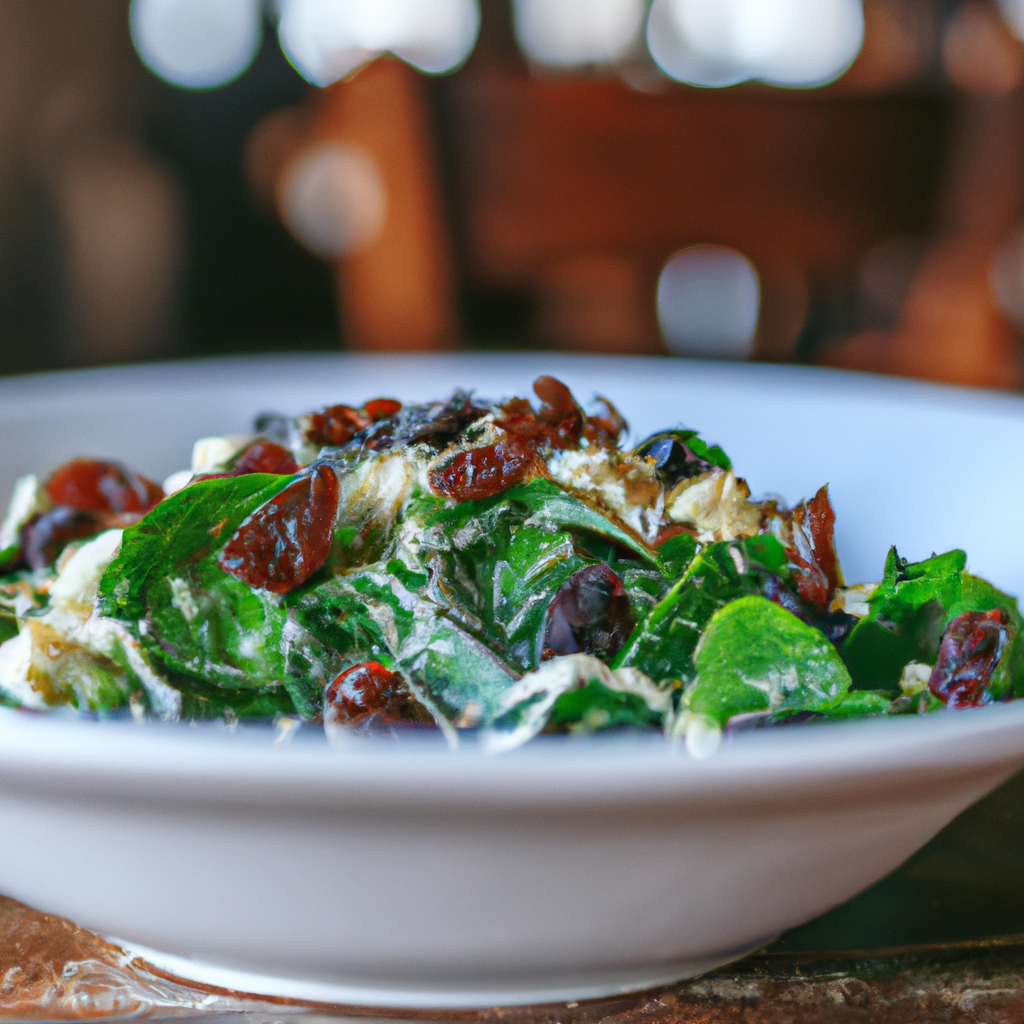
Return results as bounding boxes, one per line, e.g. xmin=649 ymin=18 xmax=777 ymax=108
xmin=1 ymin=354 xmax=1024 ymax=1009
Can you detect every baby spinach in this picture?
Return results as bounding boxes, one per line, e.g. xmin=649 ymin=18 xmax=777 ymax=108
xmin=688 ymin=595 xmax=850 ymax=726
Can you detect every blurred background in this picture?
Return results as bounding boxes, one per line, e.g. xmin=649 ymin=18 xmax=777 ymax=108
xmin=2 ymin=0 xmax=1024 ymax=388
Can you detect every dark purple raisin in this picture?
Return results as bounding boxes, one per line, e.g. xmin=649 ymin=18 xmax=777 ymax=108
xmin=20 ymin=506 xmax=105 ymax=570
xmin=544 ymin=563 xmax=635 ymax=661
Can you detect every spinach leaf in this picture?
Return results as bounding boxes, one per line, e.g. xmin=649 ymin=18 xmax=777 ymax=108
xmin=98 ymin=474 xmax=290 ymax=622
xmin=291 ymin=566 xmax=518 ymax=729
xmin=841 ymin=548 xmax=1023 ymax=698
xmin=427 ymin=478 xmax=657 ymax=567
xmin=0 ymin=606 xmax=16 ymax=645
xmin=688 ymin=595 xmax=850 ymax=726
xmin=549 ymin=680 xmax=663 ymax=732
xmin=613 ymin=535 xmax=792 ymax=684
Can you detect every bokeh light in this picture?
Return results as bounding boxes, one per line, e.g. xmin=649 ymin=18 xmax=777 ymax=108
xmin=129 ymin=0 xmax=262 ymax=90
xmin=657 ymin=245 xmax=760 ymax=358
xmin=999 ymin=0 xmax=1024 ymax=40
xmin=512 ymin=0 xmax=645 ymax=68
xmin=277 ymin=142 xmax=387 ymax=259
xmin=277 ymin=0 xmax=480 ymax=86
xmin=990 ymin=229 xmax=1024 ymax=329
xmin=646 ymin=0 xmax=865 ymax=88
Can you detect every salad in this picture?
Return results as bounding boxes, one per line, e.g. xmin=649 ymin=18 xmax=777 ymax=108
xmin=0 ymin=376 xmax=1019 ymax=755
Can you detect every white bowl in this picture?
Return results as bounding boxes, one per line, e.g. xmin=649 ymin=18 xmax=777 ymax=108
xmin=1 ymin=354 xmax=1024 ymax=1009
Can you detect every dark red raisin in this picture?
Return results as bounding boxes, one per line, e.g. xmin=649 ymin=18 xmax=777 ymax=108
xmin=533 ymin=375 xmax=583 ymax=448
xmin=929 ymin=609 xmax=1009 ymax=708
xmin=364 ymin=398 xmax=402 ymax=421
xmin=584 ymin=396 xmax=628 ymax=446
xmin=544 ymin=563 xmax=635 ymax=660
xmin=428 ymin=437 xmax=540 ymax=501
xmin=324 ymin=661 xmax=434 ymax=731
xmin=304 ymin=405 xmax=371 ymax=447
xmin=47 ymin=459 xmax=163 ymax=514
xmin=324 ymin=662 xmax=406 ymax=724
xmin=218 ymin=465 xmax=339 ymax=594
xmin=764 ymin=486 xmax=841 ymax=613
xmin=20 ymin=506 xmax=105 ymax=570
xmin=232 ymin=441 xmax=300 ymax=476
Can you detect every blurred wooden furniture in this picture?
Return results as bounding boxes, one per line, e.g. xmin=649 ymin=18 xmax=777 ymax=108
xmin=314 ymin=58 xmax=457 ymax=351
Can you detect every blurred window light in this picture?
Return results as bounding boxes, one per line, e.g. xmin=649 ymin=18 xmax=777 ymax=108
xmin=277 ymin=142 xmax=387 ymax=259
xmin=657 ymin=245 xmax=760 ymax=358
xmin=129 ymin=0 xmax=262 ymax=90
xmin=277 ymin=0 xmax=480 ymax=85
xmin=512 ymin=0 xmax=645 ymax=68
xmin=990 ymin=229 xmax=1024 ymax=329
xmin=647 ymin=0 xmax=865 ymax=88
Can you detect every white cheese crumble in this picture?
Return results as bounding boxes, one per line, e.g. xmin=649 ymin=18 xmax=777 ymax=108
xmin=162 ymin=469 xmax=194 ymax=495
xmin=191 ymin=434 xmax=252 ymax=474
xmin=49 ymin=529 xmax=123 ymax=612
xmin=0 ymin=475 xmax=50 ymax=554
xmin=831 ymin=582 xmax=879 ymax=618
xmin=665 ymin=470 xmax=761 ymax=543
xmin=899 ymin=661 xmax=933 ymax=696
xmin=547 ymin=447 xmax=664 ymax=544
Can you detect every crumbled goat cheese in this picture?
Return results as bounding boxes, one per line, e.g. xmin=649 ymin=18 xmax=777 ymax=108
xmin=666 ymin=470 xmax=761 ymax=543
xmin=547 ymin=448 xmax=664 ymax=544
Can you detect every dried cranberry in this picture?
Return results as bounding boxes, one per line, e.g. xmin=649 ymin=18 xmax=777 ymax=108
xmin=364 ymin=398 xmax=402 ymax=421
xmin=232 ymin=441 xmax=299 ymax=476
xmin=544 ymin=563 xmax=635 ymax=660
xmin=20 ymin=506 xmax=104 ymax=570
xmin=47 ymin=459 xmax=163 ymax=514
xmin=763 ymin=486 xmax=841 ymax=613
xmin=324 ymin=661 xmax=434 ymax=731
xmin=304 ymin=404 xmax=371 ymax=448
xmin=584 ymin=396 xmax=627 ymax=446
xmin=428 ymin=437 xmax=541 ymax=501
xmin=533 ymin=375 xmax=584 ymax=448
xmin=325 ymin=662 xmax=406 ymax=723
xmin=218 ymin=465 xmax=339 ymax=594
xmin=495 ymin=377 xmax=584 ymax=451
xmin=762 ymin=574 xmax=808 ymax=622
xmin=928 ymin=609 xmax=1009 ymax=708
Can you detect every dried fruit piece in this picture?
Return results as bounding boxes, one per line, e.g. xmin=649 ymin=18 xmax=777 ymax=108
xmin=584 ymin=396 xmax=628 ymax=446
xmin=232 ymin=441 xmax=300 ymax=476
xmin=929 ymin=609 xmax=1009 ymax=708
xmin=763 ymin=486 xmax=841 ymax=613
xmin=323 ymin=661 xmax=426 ymax=728
xmin=428 ymin=437 xmax=541 ymax=501
xmin=544 ymin=563 xmax=635 ymax=660
xmin=47 ymin=459 xmax=163 ymax=514
xmin=364 ymin=398 xmax=402 ymax=421
xmin=303 ymin=404 xmax=371 ymax=448
xmin=218 ymin=465 xmax=339 ymax=594
xmin=20 ymin=507 xmax=104 ymax=570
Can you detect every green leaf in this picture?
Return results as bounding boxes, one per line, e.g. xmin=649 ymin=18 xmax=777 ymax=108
xmin=681 ymin=431 xmax=731 ymax=472
xmin=427 ymin=478 xmax=657 ymax=567
xmin=613 ymin=536 xmax=792 ymax=684
xmin=142 ymin=559 xmax=287 ymax=690
xmin=821 ymin=690 xmax=894 ymax=719
xmin=656 ymin=533 xmax=697 ymax=581
xmin=0 ymin=606 xmax=16 ymax=645
xmin=98 ymin=474 xmax=291 ymax=622
xmin=549 ymin=680 xmax=662 ymax=732
xmin=688 ymin=595 xmax=850 ymax=726
xmin=841 ymin=548 xmax=1024 ymax=700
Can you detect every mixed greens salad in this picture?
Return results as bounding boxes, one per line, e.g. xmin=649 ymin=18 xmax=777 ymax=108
xmin=0 ymin=377 xmax=1019 ymax=755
